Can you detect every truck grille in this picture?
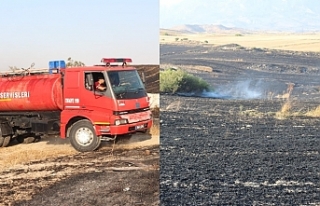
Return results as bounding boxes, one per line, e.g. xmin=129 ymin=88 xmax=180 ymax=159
xmin=114 ymin=107 xmax=149 ymax=115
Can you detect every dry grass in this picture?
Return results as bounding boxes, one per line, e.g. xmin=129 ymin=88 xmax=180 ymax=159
xmin=161 ymin=64 xmax=214 ymax=73
xmin=275 ymin=83 xmax=296 ymax=119
xmin=151 ymin=106 xmax=160 ymax=118
xmin=266 ymin=91 xmax=275 ymax=100
xmin=149 ymin=122 xmax=160 ymax=136
xmin=0 ymin=125 xmax=160 ymax=171
xmin=238 ymin=109 xmax=265 ymax=118
xmin=276 ymin=102 xmax=320 ymax=119
xmin=165 ymin=100 xmax=182 ymax=111
xmin=160 ymin=32 xmax=320 ymax=52
xmin=305 ymin=105 xmax=320 ymax=117
xmin=181 ymin=65 xmax=213 ymax=72
xmin=276 ymin=101 xmax=292 ymax=119
xmin=274 ymin=83 xmax=320 ymax=119
xmin=0 ymin=143 xmax=77 ymax=171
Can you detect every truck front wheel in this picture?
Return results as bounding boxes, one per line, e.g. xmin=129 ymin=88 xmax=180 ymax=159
xmin=69 ymin=120 xmax=101 ymax=152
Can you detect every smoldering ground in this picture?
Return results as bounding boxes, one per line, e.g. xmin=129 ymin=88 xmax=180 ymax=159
xmin=178 ymin=78 xmax=270 ymax=100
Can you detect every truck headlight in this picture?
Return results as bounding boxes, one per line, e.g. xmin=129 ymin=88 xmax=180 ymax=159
xmin=115 ymin=119 xmax=128 ymax=125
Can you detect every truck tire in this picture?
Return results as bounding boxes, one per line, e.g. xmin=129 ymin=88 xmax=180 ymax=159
xmin=16 ymin=135 xmax=36 ymax=144
xmin=0 ymin=137 xmax=4 ymax=147
xmin=69 ymin=120 xmax=101 ymax=152
xmin=16 ymin=136 xmax=24 ymax=143
xmin=2 ymin=136 xmax=11 ymax=147
xmin=24 ymin=137 xmax=36 ymax=144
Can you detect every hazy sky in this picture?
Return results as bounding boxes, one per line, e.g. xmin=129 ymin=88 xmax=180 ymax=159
xmin=160 ymin=0 xmax=320 ymax=31
xmin=0 ymin=0 xmax=159 ymax=70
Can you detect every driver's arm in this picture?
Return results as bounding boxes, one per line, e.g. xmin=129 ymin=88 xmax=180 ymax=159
xmin=96 ymin=84 xmax=106 ymax=91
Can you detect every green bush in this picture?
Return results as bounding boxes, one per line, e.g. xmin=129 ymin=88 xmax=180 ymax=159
xmin=160 ymin=69 xmax=210 ymax=93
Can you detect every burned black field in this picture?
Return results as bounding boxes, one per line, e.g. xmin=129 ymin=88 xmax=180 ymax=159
xmin=160 ymin=97 xmax=320 ymax=205
xmin=160 ymin=44 xmax=320 ymax=205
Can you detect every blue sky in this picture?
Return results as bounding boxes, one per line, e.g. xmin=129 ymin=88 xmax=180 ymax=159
xmin=160 ymin=0 xmax=320 ymax=32
xmin=0 ymin=0 xmax=159 ymax=70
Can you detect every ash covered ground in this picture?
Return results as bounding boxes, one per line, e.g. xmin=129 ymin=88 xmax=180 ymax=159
xmin=160 ymin=43 xmax=320 ymax=205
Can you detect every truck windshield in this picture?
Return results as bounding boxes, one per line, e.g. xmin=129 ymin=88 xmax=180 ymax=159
xmin=107 ymin=70 xmax=147 ymax=99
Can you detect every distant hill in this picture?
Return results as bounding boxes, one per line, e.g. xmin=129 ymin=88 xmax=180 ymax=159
xmin=165 ymin=24 xmax=250 ymax=34
xmin=160 ymin=28 xmax=193 ymax=36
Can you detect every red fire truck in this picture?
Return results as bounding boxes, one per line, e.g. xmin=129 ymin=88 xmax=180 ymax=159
xmin=0 ymin=58 xmax=152 ymax=152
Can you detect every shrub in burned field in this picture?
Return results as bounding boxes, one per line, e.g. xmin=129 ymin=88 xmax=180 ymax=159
xmin=160 ymin=69 xmax=210 ymax=93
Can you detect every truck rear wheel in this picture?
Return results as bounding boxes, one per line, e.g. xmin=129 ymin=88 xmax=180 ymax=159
xmin=0 ymin=137 xmax=4 ymax=146
xmin=24 ymin=137 xmax=36 ymax=144
xmin=16 ymin=135 xmax=38 ymax=144
xmin=69 ymin=120 xmax=101 ymax=152
xmin=2 ymin=136 xmax=11 ymax=147
xmin=0 ymin=127 xmax=10 ymax=147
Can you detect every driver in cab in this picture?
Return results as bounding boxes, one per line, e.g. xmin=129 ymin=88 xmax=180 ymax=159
xmin=95 ymin=78 xmax=106 ymax=91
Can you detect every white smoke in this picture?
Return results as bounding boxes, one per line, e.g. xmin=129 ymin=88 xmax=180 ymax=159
xmin=178 ymin=79 xmax=265 ymax=99
xmin=211 ymin=79 xmax=264 ymax=99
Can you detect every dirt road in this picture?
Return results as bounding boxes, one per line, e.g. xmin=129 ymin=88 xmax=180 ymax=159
xmin=0 ymin=121 xmax=159 ymax=206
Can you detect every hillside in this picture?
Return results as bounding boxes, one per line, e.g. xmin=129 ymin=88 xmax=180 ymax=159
xmin=167 ymin=24 xmax=248 ymax=34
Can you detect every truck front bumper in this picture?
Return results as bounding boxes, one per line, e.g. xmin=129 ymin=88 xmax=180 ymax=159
xmin=95 ymin=119 xmax=152 ymax=136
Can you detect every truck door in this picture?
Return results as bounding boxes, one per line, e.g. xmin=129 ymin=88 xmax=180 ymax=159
xmin=81 ymin=71 xmax=114 ymax=111
xmin=63 ymin=71 xmax=81 ymax=109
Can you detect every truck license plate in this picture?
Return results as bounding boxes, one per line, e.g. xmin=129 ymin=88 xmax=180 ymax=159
xmin=135 ymin=125 xmax=144 ymax=130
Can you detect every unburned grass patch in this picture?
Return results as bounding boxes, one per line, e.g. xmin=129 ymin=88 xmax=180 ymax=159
xmin=275 ymin=101 xmax=292 ymax=119
xmin=305 ymin=105 xmax=320 ymax=117
xmin=238 ymin=109 xmax=265 ymax=118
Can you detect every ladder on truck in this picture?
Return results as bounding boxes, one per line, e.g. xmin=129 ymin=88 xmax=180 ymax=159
xmin=0 ymin=61 xmax=65 ymax=77
xmin=0 ymin=68 xmax=51 ymax=77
